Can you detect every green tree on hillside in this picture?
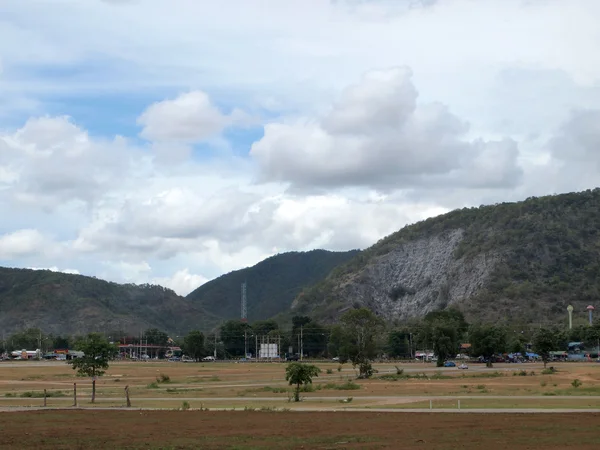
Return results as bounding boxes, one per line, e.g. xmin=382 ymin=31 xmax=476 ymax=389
xmin=285 ymin=362 xmax=321 ymax=402
xmin=70 ymin=333 xmax=118 ymax=403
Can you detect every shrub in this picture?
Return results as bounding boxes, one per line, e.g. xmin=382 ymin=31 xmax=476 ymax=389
xmin=541 ymin=367 xmax=556 ymax=375
xmin=395 ymin=366 xmax=404 ymax=375
xmin=181 ymin=401 xmax=190 ymax=410
xmin=326 ymin=369 xmax=333 ymax=374
xmin=157 ymin=373 xmax=171 ymax=383
xmin=337 ymin=365 xmax=342 ymax=372
xmin=540 ymin=380 xmax=547 ymax=387
xmin=572 ymin=379 xmax=582 ymax=388
xmin=147 ymin=382 xmax=159 ymax=389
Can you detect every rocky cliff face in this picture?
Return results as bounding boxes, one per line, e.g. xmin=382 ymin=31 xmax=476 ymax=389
xmin=294 ymin=229 xmax=500 ymax=321
xmin=338 ymin=229 xmax=499 ymax=319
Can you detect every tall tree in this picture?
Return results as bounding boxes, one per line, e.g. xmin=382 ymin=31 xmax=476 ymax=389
xmin=220 ymin=320 xmax=253 ymax=357
xmin=144 ymin=328 xmax=169 ymax=346
xmin=69 ymin=333 xmax=117 ymax=403
xmin=532 ymin=327 xmax=558 ymax=368
xmin=285 ymin=362 xmax=321 ymax=402
xmin=338 ymin=308 xmax=383 ymax=378
xmin=252 ymin=320 xmax=279 ymax=337
xmin=418 ymin=308 xmax=467 ymax=367
xmin=183 ymin=330 xmax=205 ymax=361
xmin=470 ymin=325 xmax=507 ymax=367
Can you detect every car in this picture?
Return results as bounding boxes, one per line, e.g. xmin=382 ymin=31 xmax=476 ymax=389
xmin=202 ymin=356 xmax=216 ymax=362
xmin=181 ymin=356 xmax=194 ymax=363
xmin=458 ymin=363 xmax=469 ymax=369
xmin=286 ymin=354 xmax=299 ymax=361
xmin=443 ymin=361 xmax=456 ymax=367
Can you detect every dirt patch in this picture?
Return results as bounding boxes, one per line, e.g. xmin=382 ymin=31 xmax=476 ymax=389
xmin=0 ymin=411 xmax=599 ymax=449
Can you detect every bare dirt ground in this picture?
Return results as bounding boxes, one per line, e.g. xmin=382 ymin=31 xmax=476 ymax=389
xmin=0 ymin=410 xmax=599 ymax=449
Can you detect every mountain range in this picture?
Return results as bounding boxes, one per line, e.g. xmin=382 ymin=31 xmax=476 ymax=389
xmin=2 ymin=188 xmax=600 ymax=335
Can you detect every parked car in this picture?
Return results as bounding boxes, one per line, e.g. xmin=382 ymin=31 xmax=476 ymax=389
xmin=181 ymin=356 xmax=194 ymax=363
xmin=202 ymin=356 xmax=216 ymax=362
xmin=286 ymin=354 xmax=299 ymax=361
xmin=444 ymin=361 xmax=456 ymax=367
xmin=458 ymin=363 xmax=469 ymax=370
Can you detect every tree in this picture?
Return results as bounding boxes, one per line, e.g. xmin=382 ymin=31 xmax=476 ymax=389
xmin=418 ymin=308 xmax=466 ymax=367
xmin=69 ymin=333 xmax=117 ymax=403
xmin=470 ymin=325 xmax=507 ymax=367
xmin=301 ymin=321 xmax=329 ymax=357
xmin=387 ymin=329 xmax=412 ymax=358
xmin=285 ymin=362 xmax=321 ymax=402
xmin=339 ymin=308 xmax=383 ymax=378
xmin=144 ymin=328 xmax=169 ymax=346
xmin=532 ymin=327 xmax=558 ymax=368
xmin=252 ymin=320 xmax=279 ymax=337
xmin=183 ymin=330 xmax=205 ymax=361
xmin=220 ymin=320 xmax=252 ymax=357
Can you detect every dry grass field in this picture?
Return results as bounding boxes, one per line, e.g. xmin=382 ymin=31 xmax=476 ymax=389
xmin=2 ymin=360 xmax=600 ymax=448
xmin=1 ymin=360 xmax=600 ymax=410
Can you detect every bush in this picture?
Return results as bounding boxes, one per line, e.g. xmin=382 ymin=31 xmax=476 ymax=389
xmin=323 ymin=381 xmax=361 ymax=390
xmin=395 ymin=366 xmax=404 ymax=375
xmin=157 ymin=373 xmax=171 ymax=383
xmin=181 ymin=401 xmax=190 ymax=410
xmin=337 ymin=365 xmax=342 ymax=372
xmin=541 ymin=367 xmax=556 ymax=375
xmin=326 ymin=369 xmax=333 ymax=374
xmin=147 ymin=382 xmax=159 ymax=389
xmin=572 ymin=379 xmax=582 ymax=388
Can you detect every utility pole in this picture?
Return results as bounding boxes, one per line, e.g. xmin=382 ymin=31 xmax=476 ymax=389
xmin=300 ymin=325 xmax=304 ymax=361
xmin=214 ymin=333 xmax=217 ymax=359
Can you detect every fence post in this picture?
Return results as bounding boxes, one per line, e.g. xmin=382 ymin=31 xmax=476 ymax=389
xmin=44 ymin=389 xmax=47 ymax=407
xmin=125 ymin=385 xmax=131 ymax=407
xmin=73 ymin=383 xmax=77 ymax=407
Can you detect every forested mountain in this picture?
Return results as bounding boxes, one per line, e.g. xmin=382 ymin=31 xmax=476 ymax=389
xmin=0 ymin=267 xmax=219 ymax=335
xmin=292 ymin=189 xmax=600 ymax=325
xmin=186 ymin=249 xmax=360 ymax=321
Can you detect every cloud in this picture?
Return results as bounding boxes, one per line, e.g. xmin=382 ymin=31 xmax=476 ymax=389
xmin=0 ymin=229 xmax=55 ymax=259
xmin=152 ymin=269 xmax=208 ymax=296
xmin=251 ymin=67 xmax=522 ymax=190
xmin=549 ymin=109 xmax=600 ymax=163
xmin=27 ymin=266 xmax=80 ymax=275
xmin=1 ymin=116 xmax=139 ymax=209
xmin=137 ymin=91 xmax=250 ymax=143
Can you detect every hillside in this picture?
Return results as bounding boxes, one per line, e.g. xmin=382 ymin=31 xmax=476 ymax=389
xmin=186 ymin=249 xmax=360 ymax=321
xmin=292 ymin=189 xmax=600 ymax=325
xmin=0 ymin=267 xmax=220 ymax=336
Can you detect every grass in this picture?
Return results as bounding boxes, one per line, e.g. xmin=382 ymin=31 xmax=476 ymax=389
xmin=322 ymin=381 xmax=361 ymax=390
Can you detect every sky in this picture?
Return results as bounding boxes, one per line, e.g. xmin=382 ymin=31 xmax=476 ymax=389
xmin=1 ymin=0 xmax=599 ymax=296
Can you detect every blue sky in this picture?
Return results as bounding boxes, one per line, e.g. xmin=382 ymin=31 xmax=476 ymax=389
xmin=0 ymin=0 xmax=599 ymax=295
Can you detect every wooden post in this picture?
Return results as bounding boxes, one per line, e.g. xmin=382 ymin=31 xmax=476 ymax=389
xmin=44 ymin=389 xmax=47 ymax=407
xmin=125 ymin=385 xmax=131 ymax=407
xmin=73 ymin=383 xmax=77 ymax=407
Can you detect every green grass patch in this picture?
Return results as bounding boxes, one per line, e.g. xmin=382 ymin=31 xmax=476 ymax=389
xmin=16 ymin=391 xmax=67 ymax=398
xmin=322 ymin=381 xmax=361 ymax=390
